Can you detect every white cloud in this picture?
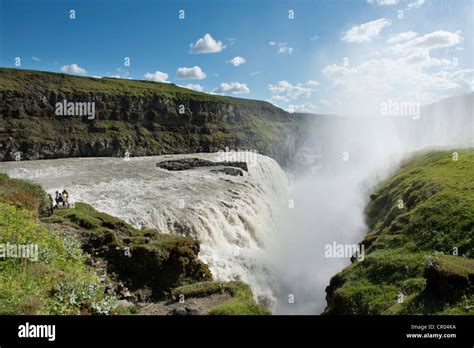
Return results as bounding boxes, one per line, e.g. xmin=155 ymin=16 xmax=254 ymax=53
xmin=228 ymin=56 xmax=246 ymax=66
xmin=407 ymin=0 xmax=425 ymax=10
xmin=273 ymin=98 xmax=329 ymax=114
xmin=268 ymin=80 xmax=319 ymax=101
xmin=321 ymin=64 xmax=352 ymax=79
xmin=144 ymin=70 xmax=169 ymax=82
xmin=277 ymin=43 xmax=294 ymax=55
xmin=181 ymin=84 xmax=204 ymax=92
xmin=342 ymin=18 xmax=392 ymax=43
xmin=215 ymin=82 xmax=250 ymax=94
xmin=108 ymin=69 xmax=131 ymax=79
xmin=189 ymin=33 xmax=225 ymax=54
xmin=399 ymin=50 xmax=452 ymax=68
xmin=269 ymin=42 xmax=294 ymax=54
xmin=250 ymin=71 xmax=262 ymax=76
xmin=319 ymin=99 xmax=331 ymax=107
xmin=386 ymin=31 xmax=418 ymax=44
xmin=60 ymin=64 xmax=86 ymax=75
xmin=306 ymin=80 xmax=320 ymax=88
xmin=390 ymin=30 xmax=463 ymax=55
xmin=323 ymin=27 xmax=471 ymax=115
xmin=176 ymin=66 xmax=207 ymax=80
xmin=310 ymin=35 xmax=319 ymax=41
xmin=288 ymin=103 xmax=318 ymax=113
xmin=322 ymin=55 xmax=472 ymax=113
xmin=367 ymin=0 xmax=399 ymax=5
xmin=269 ymin=95 xmax=288 ymax=103
xmin=32 ymin=56 xmax=40 ymax=62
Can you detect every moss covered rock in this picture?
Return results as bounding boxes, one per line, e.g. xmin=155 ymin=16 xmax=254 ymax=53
xmin=44 ymin=202 xmax=212 ymax=299
xmin=424 ymin=254 xmax=474 ymax=297
xmin=169 ymin=280 xmax=269 ymax=315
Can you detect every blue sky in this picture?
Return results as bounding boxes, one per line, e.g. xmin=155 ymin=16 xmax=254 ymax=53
xmin=0 ymin=0 xmax=472 ymax=114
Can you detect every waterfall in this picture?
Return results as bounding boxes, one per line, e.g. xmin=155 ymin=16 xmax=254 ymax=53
xmin=0 ymin=152 xmax=289 ymax=305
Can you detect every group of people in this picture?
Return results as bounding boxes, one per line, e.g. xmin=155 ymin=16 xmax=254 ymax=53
xmin=54 ymin=190 xmax=70 ymax=208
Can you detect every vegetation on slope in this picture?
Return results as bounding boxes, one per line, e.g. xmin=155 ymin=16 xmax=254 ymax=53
xmin=324 ymin=150 xmax=474 ymax=315
xmin=171 ymin=281 xmax=270 ymax=315
xmin=0 ymin=173 xmax=114 ymax=314
xmin=43 ymin=202 xmax=213 ymax=297
xmin=0 ymin=67 xmax=256 ymax=103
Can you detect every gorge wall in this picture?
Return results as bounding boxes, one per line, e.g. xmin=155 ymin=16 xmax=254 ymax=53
xmin=0 ymin=68 xmax=308 ymax=166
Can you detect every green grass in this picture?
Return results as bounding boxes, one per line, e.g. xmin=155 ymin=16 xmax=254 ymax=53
xmin=0 ymin=67 xmax=275 ymax=107
xmin=43 ymin=202 xmax=133 ymax=233
xmin=324 ymin=150 xmax=474 ymax=315
xmin=172 ymin=281 xmax=270 ymax=315
xmin=207 ymin=281 xmax=270 ymax=315
xmin=366 ymin=150 xmax=474 ymax=256
xmin=171 ymin=280 xmax=270 ymax=315
xmin=0 ymin=173 xmax=51 ymax=217
xmin=0 ymin=201 xmax=114 ymax=314
xmin=437 ymin=254 xmax=474 ymax=277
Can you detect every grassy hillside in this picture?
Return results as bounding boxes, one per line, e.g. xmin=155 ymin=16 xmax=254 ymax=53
xmin=0 ymin=68 xmax=308 ymax=165
xmin=0 ymin=173 xmax=114 ymax=314
xmin=324 ymin=150 xmax=474 ymax=315
xmin=0 ymin=173 xmax=268 ymax=315
xmin=0 ymin=68 xmax=266 ymax=105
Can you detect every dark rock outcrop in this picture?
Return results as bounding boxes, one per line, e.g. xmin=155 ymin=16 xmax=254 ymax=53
xmin=210 ymin=167 xmax=244 ymax=176
xmin=42 ymin=202 xmax=212 ymax=300
xmin=156 ymin=157 xmax=248 ymax=172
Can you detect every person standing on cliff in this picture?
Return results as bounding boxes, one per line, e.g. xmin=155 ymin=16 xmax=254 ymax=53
xmin=54 ymin=191 xmax=59 ymax=208
xmin=62 ymin=190 xmax=69 ymax=208
xmin=54 ymin=191 xmax=64 ymax=209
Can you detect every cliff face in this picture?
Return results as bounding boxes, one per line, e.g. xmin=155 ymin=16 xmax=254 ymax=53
xmin=0 ymin=68 xmax=306 ymax=165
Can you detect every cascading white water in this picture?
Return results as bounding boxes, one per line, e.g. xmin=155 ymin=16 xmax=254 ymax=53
xmin=269 ymin=116 xmax=407 ymax=314
xmin=0 ymin=151 xmax=289 ymax=305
